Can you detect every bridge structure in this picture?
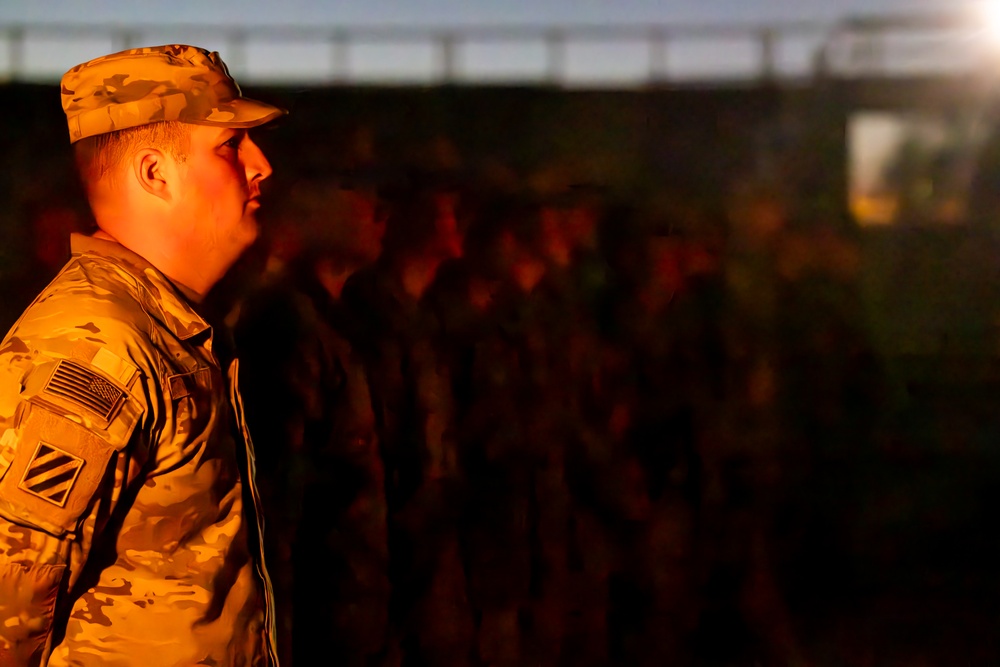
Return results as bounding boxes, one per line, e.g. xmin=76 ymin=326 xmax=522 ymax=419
xmin=0 ymin=10 xmax=996 ymax=86
xmin=0 ymin=10 xmax=999 ymax=395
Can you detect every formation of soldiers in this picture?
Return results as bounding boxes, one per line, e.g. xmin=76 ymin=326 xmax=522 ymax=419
xmin=231 ymin=146 xmax=878 ymax=667
xmin=0 ymin=43 xmax=993 ymax=666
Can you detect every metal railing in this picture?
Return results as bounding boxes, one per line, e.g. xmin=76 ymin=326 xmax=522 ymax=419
xmin=818 ymin=11 xmax=998 ymax=78
xmin=0 ymin=12 xmax=993 ymax=86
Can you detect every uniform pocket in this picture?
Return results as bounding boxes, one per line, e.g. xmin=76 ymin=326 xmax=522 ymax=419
xmin=0 ymin=405 xmax=118 ymax=537
xmin=0 ymin=559 xmax=65 ymax=666
xmin=167 ymin=367 xmax=214 ymax=438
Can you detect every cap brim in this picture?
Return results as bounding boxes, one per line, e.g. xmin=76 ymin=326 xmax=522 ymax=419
xmin=190 ymin=96 xmax=286 ymax=129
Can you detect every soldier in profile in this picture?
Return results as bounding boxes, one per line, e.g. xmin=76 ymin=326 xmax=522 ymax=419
xmin=0 ymin=44 xmax=284 ymax=666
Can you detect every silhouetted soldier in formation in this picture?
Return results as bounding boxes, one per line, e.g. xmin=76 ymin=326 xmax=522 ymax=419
xmin=343 ymin=172 xmax=472 ymax=666
xmin=235 ymin=178 xmax=392 ymax=667
xmin=427 ymin=196 xmax=555 ymax=666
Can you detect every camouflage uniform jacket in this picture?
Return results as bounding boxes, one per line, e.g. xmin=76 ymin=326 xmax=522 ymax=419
xmin=0 ymin=234 xmax=276 ymax=666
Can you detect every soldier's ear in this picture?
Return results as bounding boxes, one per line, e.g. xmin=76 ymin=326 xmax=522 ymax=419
xmin=132 ymin=148 xmax=171 ymax=202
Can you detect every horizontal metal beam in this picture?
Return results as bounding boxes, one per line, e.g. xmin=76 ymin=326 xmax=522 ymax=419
xmin=0 ymin=12 xmax=987 ymax=86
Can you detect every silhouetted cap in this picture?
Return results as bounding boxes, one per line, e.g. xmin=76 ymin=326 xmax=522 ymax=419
xmin=60 ymin=44 xmax=285 ymax=143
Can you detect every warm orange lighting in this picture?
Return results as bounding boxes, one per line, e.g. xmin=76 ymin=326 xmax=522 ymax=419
xmin=851 ymin=194 xmax=898 ymax=226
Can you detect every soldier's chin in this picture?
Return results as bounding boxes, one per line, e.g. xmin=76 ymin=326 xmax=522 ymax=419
xmin=231 ymin=216 xmax=260 ymax=256
xmin=242 ymin=212 xmax=261 ymax=235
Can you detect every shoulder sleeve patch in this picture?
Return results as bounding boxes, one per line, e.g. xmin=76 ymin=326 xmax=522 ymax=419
xmin=0 ymin=405 xmax=117 ymax=536
xmin=43 ymin=359 xmax=127 ymax=424
xmin=19 ymin=441 xmax=84 ymax=507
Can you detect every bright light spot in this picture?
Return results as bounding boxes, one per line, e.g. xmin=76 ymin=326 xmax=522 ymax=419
xmin=979 ymin=1 xmax=1000 ymax=43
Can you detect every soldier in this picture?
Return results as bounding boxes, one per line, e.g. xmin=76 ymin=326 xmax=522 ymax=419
xmin=343 ymin=172 xmax=471 ymax=667
xmin=433 ymin=196 xmax=550 ymax=667
xmin=235 ymin=178 xmax=391 ymax=667
xmin=0 ymin=45 xmax=284 ymax=666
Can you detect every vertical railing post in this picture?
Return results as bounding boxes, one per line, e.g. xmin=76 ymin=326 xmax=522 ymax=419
xmin=546 ymin=28 xmax=566 ymax=84
xmin=759 ymin=27 xmax=777 ymax=81
xmin=438 ymin=31 xmax=457 ymax=82
xmin=759 ymin=27 xmax=776 ymax=81
xmin=649 ymin=27 xmax=669 ymax=82
xmin=849 ymin=24 xmax=886 ymax=75
xmin=871 ymin=26 xmax=887 ymax=75
xmin=8 ymin=25 xmax=23 ymax=82
xmin=330 ymin=29 xmax=349 ymax=83
xmin=112 ymin=28 xmax=139 ymax=52
xmin=228 ymin=29 xmax=247 ymax=78
xmin=813 ymin=27 xmax=832 ymax=79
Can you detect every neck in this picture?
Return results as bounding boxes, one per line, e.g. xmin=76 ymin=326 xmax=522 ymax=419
xmin=90 ymin=226 xmax=214 ymax=303
xmin=314 ymin=259 xmax=354 ymax=301
xmin=513 ymin=261 xmax=546 ymax=294
xmin=88 ymin=176 xmax=231 ymax=304
xmin=398 ymin=255 xmax=442 ymax=300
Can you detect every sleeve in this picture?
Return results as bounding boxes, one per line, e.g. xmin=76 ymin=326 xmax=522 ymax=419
xmin=0 ymin=347 xmax=143 ymax=666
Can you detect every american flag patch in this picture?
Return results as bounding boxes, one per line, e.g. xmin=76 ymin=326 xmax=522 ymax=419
xmin=44 ymin=360 xmax=126 ymax=423
xmin=18 ymin=441 xmax=84 ymax=507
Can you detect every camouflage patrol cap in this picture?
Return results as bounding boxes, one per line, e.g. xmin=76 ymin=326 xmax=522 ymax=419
xmin=60 ymin=44 xmax=285 ymax=144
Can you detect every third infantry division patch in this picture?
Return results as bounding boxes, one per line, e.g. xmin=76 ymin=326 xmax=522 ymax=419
xmin=19 ymin=441 xmax=84 ymax=507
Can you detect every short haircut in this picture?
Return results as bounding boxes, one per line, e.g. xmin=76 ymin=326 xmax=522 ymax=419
xmin=73 ymin=121 xmax=190 ymax=192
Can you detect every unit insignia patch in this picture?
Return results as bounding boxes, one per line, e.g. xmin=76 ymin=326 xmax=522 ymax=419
xmin=18 ymin=441 xmax=85 ymax=506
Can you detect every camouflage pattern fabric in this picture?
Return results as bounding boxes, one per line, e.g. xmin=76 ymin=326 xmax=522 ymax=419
xmin=60 ymin=44 xmax=285 ymax=143
xmin=0 ymin=234 xmax=275 ymax=666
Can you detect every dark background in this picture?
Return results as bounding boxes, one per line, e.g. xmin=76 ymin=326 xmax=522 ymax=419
xmin=4 ymin=77 xmax=1000 ymax=664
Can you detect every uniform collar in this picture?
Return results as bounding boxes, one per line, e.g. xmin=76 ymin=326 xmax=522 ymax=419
xmin=70 ymin=233 xmax=212 ymax=341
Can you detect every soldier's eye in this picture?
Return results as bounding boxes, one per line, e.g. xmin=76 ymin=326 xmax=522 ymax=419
xmin=221 ymin=131 xmax=246 ymax=151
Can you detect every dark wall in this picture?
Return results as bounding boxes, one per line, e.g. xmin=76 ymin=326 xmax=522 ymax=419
xmin=4 ymin=79 xmax=1000 ymax=664
xmin=0 ymin=80 xmax=848 ymax=326
xmin=251 ymin=82 xmax=846 ymax=214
